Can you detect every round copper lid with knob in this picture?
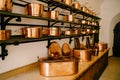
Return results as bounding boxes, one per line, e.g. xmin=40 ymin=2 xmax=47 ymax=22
xmin=62 ymin=43 xmax=72 ymax=56
xmin=48 ymin=41 xmax=62 ymax=60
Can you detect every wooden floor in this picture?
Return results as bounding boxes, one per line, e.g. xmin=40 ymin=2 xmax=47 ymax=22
xmin=99 ymin=57 xmax=120 ymax=80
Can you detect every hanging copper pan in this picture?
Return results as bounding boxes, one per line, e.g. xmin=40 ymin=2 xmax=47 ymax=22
xmin=0 ymin=30 xmax=11 ymax=40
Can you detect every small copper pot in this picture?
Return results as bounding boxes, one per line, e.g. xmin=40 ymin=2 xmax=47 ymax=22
xmin=46 ymin=11 xmax=59 ymax=19
xmin=0 ymin=0 xmax=12 ymax=12
xmin=22 ymin=27 xmax=43 ymax=38
xmin=73 ymin=49 xmax=91 ymax=62
xmin=62 ymin=0 xmax=72 ymax=6
xmin=0 ymin=30 xmax=11 ymax=40
xmin=72 ymin=2 xmax=81 ymax=10
xmin=64 ymin=29 xmax=72 ymax=35
xmin=26 ymin=3 xmax=44 ymax=16
xmin=95 ymin=43 xmax=108 ymax=52
xmin=64 ymin=14 xmax=75 ymax=22
xmin=49 ymin=27 xmax=60 ymax=36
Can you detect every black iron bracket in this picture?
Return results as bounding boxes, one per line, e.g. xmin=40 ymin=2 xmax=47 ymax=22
xmin=0 ymin=43 xmax=8 ymax=60
xmin=69 ymin=37 xmax=72 ymax=44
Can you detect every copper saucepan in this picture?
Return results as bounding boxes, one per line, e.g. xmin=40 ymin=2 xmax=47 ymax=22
xmin=62 ymin=0 xmax=72 ymax=6
xmin=22 ymin=27 xmax=43 ymax=38
xmin=46 ymin=11 xmax=59 ymax=19
xmin=0 ymin=0 xmax=12 ymax=12
xmin=26 ymin=3 xmax=44 ymax=16
xmin=0 ymin=30 xmax=11 ymax=40
xmin=72 ymin=2 xmax=81 ymax=10
xmin=73 ymin=49 xmax=91 ymax=62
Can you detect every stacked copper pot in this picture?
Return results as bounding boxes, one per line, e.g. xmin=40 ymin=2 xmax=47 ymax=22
xmin=0 ymin=0 xmax=13 ymax=12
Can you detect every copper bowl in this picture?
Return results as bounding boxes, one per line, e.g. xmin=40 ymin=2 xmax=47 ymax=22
xmin=46 ymin=11 xmax=59 ymax=19
xmin=72 ymin=2 xmax=81 ymax=10
xmin=26 ymin=3 xmax=44 ymax=16
xmin=0 ymin=30 xmax=11 ymax=40
xmin=22 ymin=27 xmax=43 ymax=38
xmin=0 ymin=0 xmax=12 ymax=12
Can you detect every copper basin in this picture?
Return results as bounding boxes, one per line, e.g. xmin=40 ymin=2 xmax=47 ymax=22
xmin=39 ymin=57 xmax=78 ymax=76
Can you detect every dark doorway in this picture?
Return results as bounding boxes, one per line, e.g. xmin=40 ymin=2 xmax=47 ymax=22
xmin=113 ymin=22 xmax=120 ymax=57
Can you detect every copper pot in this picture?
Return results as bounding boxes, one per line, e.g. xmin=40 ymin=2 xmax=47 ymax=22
xmin=64 ymin=14 xmax=75 ymax=22
xmin=73 ymin=29 xmax=81 ymax=35
xmin=0 ymin=30 xmax=11 ymax=40
xmin=46 ymin=11 xmax=59 ymax=19
xmin=0 ymin=0 xmax=12 ymax=12
xmin=39 ymin=57 xmax=78 ymax=76
xmin=95 ymin=43 xmax=108 ymax=52
xmin=42 ymin=27 xmax=50 ymax=36
xmin=22 ymin=27 xmax=43 ymax=38
xmin=73 ymin=49 xmax=91 ymax=62
xmin=72 ymin=2 xmax=81 ymax=10
xmin=64 ymin=29 xmax=72 ymax=35
xmin=62 ymin=0 xmax=72 ymax=6
xmin=49 ymin=27 xmax=60 ymax=36
xmin=26 ymin=3 xmax=44 ymax=16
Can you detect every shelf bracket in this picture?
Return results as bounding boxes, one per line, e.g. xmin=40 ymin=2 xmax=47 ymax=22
xmin=69 ymin=37 xmax=72 ymax=44
xmin=46 ymin=39 xmax=51 ymax=48
xmin=1 ymin=16 xmax=21 ymax=30
xmin=0 ymin=43 xmax=8 ymax=60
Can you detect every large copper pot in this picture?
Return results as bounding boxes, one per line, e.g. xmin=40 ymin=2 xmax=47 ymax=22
xmin=0 ymin=30 xmax=11 ymax=40
xmin=0 ymin=0 xmax=12 ymax=12
xmin=73 ymin=49 xmax=91 ymax=62
xmin=39 ymin=57 xmax=78 ymax=76
xmin=22 ymin=27 xmax=43 ymax=38
xmin=46 ymin=11 xmax=59 ymax=19
xmin=26 ymin=3 xmax=44 ymax=16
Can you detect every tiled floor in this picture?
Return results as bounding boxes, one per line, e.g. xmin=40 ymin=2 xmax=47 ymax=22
xmin=99 ymin=57 xmax=120 ymax=80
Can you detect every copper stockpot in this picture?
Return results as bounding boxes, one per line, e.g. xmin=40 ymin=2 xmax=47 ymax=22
xmin=73 ymin=49 xmax=91 ymax=62
xmin=0 ymin=0 xmax=12 ymax=12
xmin=0 ymin=30 xmax=11 ymax=40
xmin=46 ymin=11 xmax=59 ymax=19
xmin=49 ymin=27 xmax=60 ymax=36
xmin=26 ymin=3 xmax=44 ymax=16
xmin=64 ymin=14 xmax=75 ymax=22
xmin=72 ymin=2 xmax=81 ymax=10
xmin=62 ymin=0 xmax=72 ymax=6
xmin=22 ymin=27 xmax=42 ymax=38
xmin=39 ymin=57 xmax=78 ymax=76
xmin=95 ymin=43 xmax=108 ymax=52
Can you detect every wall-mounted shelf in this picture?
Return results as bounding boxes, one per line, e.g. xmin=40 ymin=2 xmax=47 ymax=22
xmin=0 ymin=0 xmax=101 ymax=60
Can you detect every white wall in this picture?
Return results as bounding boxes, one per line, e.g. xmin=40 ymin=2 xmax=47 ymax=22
xmin=99 ymin=0 xmax=120 ymax=56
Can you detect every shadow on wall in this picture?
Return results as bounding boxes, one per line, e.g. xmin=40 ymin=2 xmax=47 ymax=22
xmin=109 ymin=13 xmax=120 ymax=56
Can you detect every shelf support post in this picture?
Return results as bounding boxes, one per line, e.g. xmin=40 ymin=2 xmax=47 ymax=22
xmin=0 ymin=43 xmax=8 ymax=60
